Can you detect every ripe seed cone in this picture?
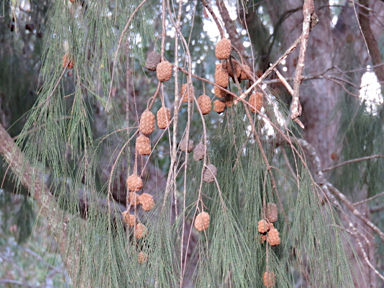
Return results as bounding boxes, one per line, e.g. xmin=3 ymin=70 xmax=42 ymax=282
xmin=122 ymin=211 xmax=136 ymax=227
xmin=258 ymin=220 xmax=270 ymax=234
xmin=128 ymin=192 xmax=141 ymax=206
xmin=266 ymin=202 xmax=278 ymax=223
xmin=267 ymin=228 xmax=281 ymax=246
xmin=145 ymin=51 xmax=161 ymax=71
xmin=156 ymin=60 xmax=172 ymax=82
xmin=139 ymin=110 xmax=155 ymax=135
xmin=240 ymin=64 xmax=252 ymax=80
xmin=213 ymin=100 xmax=226 ymax=114
xmin=180 ymin=138 xmax=194 ymax=153
xmin=194 ymin=212 xmax=210 ymax=231
xmin=193 ymin=143 xmax=205 ymax=161
xmin=139 ymin=193 xmax=155 ymax=211
xmin=223 ymin=60 xmax=241 ymax=79
xmin=134 ymin=223 xmax=148 ymax=239
xmin=203 ymin=164 xmax=217 ymax=183
xmin=260 ymin=234 xmax=267 ymax=244
xmin=215 ymin=64 xmax=229 ymax=87
xmin=127 ymin=174 xmax=143 ymax=192
xmin=249 ymin=92 xmax=263 ymax=113
xmin=157 ymin=107 xmax=171 ymax=129
xmin=197 ymin=95 xmax=211 ymax=115
xmin=263 ymin=271 xmax=276 ymax=288
xmin=136 ymin=135 xmax=151 ymax=156
xmin=215 ymin=38 xmax=232 ymax=59
xmin=181 ymin=84 xmax=195 ymax=103
xmin=138 ymin=252 xmax=148 ymax=264
xmin=214 ymin=85 xmax=227 ymax=98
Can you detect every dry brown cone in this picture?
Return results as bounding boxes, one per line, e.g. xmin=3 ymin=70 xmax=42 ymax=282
xmin=249 ymin=92 xmax=263 ymax=113
xmin=137 ymin=252 xmax=148 ymax=264
xmin=156 ymin=60 xmax=172 ymax=82
xmin=139 ymin=110 xmax=155 ymax=135
xmin=181 ymin=84 xmax=195 ymax=103
xmin=157 ymin=107 xmax=171 ymax=129
xmin=62 ymin=54 xmax=74 ymax=69
xmin=215 ymin=64 xmax=229 ymax=87
xmin=134 ymin=223 xmax=148 ymax=239
xmin=128 ymin=192 xmax=141 ymax=206
xmin=127 ymin=174 xmax=143 ymax=192
xmin=263 ymin=271 xmax=276 ymax=288
xmin=214 ymin=85 xmax=227 ymax=99
xmin=180 ymin=138 xmax=194 ymax=153
xmin=267 ymin=228 xmax=281 ymax=246
xmin=193 ymin=143 xmax=205 ymax=161
xmin=258 ymin=219 xmax=271 ymax=234
xmin=122 ymin=211 xmax=136 ymax=227
xmin=260 ymin=234 xmax=267 ymax=244
xmin=223 ymin=60 xmax=241 ymax=79
xmin=240 ymin=64 xmax=252 ymax=80
xmin=136 ymin=135 xmax=151 ymax=156
xmin=139 ymin=193 xmax=155 ymax=211
xmin=145 ymin=51 xmax=161 ymax=71
xmin=194 ymin=212 xmax=210 ymax=231
xmin=197 ymin=95 xmax=211 ymax=115
xmin=266 ymin=202 xmax=278 ymax=223
xmin=215 ymin=38 xmax=232 ymax=59
xmin=213 ymin=100 xmax=226 ymax=114
xmin=203 ymin=164 xmax=217 ymax=183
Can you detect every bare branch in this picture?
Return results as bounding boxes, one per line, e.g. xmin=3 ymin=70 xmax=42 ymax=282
xmin=322 ymin=154 xmax=384 ymax=172
xmin=354 ymin=191 xmax=384 ymax=206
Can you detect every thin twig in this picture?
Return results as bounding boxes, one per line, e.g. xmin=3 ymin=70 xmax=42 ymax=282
xmin=322 ymin=154 xmax=384 ymax=172
xmin=353 ymin=191 xmax=384 ymax=206
xmin=200 ymin=0 xmax=225 ymax=39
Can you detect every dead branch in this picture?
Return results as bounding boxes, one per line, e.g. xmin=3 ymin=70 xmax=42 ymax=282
xmin=322 ymin=154 xmax=384 ymax=172
xmin=200 ymin=0 xmax=225 ymax=39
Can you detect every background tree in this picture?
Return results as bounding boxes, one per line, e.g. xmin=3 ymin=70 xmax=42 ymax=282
xmin=1 ymin=0 xmax=383 ymax=287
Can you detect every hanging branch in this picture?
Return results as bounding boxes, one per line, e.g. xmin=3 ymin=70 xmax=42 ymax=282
xmin=291 ymin=0 xmax=316 ymax=121
xmin=200 ymin=0 xmax=225 ymax=39
xmin=322 ymin=154 xmax=384 ymax=172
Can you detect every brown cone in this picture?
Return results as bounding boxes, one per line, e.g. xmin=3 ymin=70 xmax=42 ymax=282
xmin=139 ymin=193 xmax=155 ymax=211
xmin=145 ymin=51 xmax=161 ymax=71
xmin=249 ymin=92 xmax=263 ymax=113
xmin=181 ymin=84 xmax=195 ymax=103
xmin=266 ymin=203 xmax=278 ymax=223
xmin=267 ymin=228 xmax=281 ymax=246
xmin=258 ymin=220 xmax=271 ymax=234
xmin=193 ymin=143 xmax=205 ymax=161
xmin=223 ymin=60 xmax=241 ymax=79
xmin=134 ymin=223 xmax=148 ymax=239
xmin=180 ymin=138 xmax=194 ymax=153
xmin=194 ymin=212 xmax=210 ymax=231
xmin=215 ymin=38 xmax=232 ymax=59
xmin=213 ymin=100 xmax=226 ymax=114
xmin=263 ymin=271 xmax=276 ymax=288
xmin=203 ymin=164 xmax=217 ymax=183
xmin=138 ymin=252 xmax=148 ymax=264
xmin=136 ymin=135 xmax=151 ymax=156
xmin=197 ymin=95 xmax=211 ymax=115
xmin=214 ymin=85 xmax=227 ymax=98
xmin=128 ymin=192 xmax=141 ymax=206
xmin=240 ymin=65 xmax=252 ymax=80
xmin=157 ymin=107 xmax=171 ymax=129
xmin=215 ymin=64 xmax=229 ymax=87
xmin=225 ymin=94 xmax=234 ymax=107
xmin=156 ymin=60 xmax=172 ymax=82
xmin=127 ymin=174 xmax=143 ymax=192
xmin=139 ymin=110 xmax=155 ymax=135
xmin=122 ymin=211 xmax=136 ymax=227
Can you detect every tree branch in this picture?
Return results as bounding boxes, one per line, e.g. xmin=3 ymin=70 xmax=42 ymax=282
xmin=322 ymin=154 xmax=384 ymax=172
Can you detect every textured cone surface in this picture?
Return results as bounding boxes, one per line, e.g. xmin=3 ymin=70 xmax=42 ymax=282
xmin=127 ymin=174 xmax=143 ymax=192
xmin=137 ymin=252 xmax=148 ymax=264
xmin=157 ymin=107 xmax=171 ymax=129
xmin=139 ymin=193 xmax=155 ymax=211
xmin=258 ymin=220 xmax=270 ymax=233
xmin=134 ymin=223 xmax=148 ymax=239
xmin=194 ymin=212 xmax=210 ymax=231
xmin=263 ymin=272 xmax=276 ymax=288
xmin=156 ymin=61 xmax=172 ymax=82
xmin=224 ymin=61 xmax=241 ymax=79
xmin=249 ymin=92 xmax=263 ymax=113
xmin=215 ymin=64 xmax=229 ymax=87
xmin=122 ymin=211 xmax=136 ymax=227
xmin=203 ymin=164 xmax=217 ymax=183
xmin=213 ymin=100 xmax=226 ymax=114
xmin=214 ymin=85 xmax=227 ymax=98
xmin=197 ymin=95 xmax=211 ymax=115
xmin=181 ymin=84 xmax=195 ymax=103
xmin=266 ymin=203 xmax=278 ymax=223
xmin=180 ymin=138 xmax=194 ymax=153
xmin=145 ymin=51 xmax=161 ymax=71
xmin=215 ymin=38 xmax=231 ymax=59
xmin=240 ymin=65 xmax=252 ymax=80
xmin=267 ymin=228 xmax=281 ymax=246
xmin=139 ymin=110 xmax=155 ymax=135
xmin=136 ymin=135 xmax=151 ymax=156
xmin=193 ymin=143 xmax=205 ymax=161
xmin=128 ymin=192 xmax=141 ymax=206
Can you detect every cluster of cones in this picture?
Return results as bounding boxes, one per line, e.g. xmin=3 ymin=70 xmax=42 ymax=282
xmin=258 ymin=203 xmax=280 ymax=246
